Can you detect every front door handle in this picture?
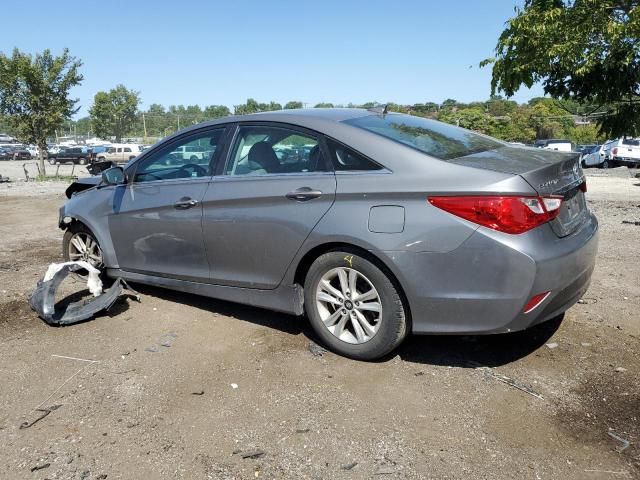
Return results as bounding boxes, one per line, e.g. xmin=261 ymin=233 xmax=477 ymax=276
xmin=174 ymin=197 xmax=199 ymax=209
xmin=285 ymin=187 xmax=323 ymax=202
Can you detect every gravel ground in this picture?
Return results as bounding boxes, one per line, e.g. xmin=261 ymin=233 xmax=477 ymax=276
xmin=0 ymin=169 xmax=638 ymax=479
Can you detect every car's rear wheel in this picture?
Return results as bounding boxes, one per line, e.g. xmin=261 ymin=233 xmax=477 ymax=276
xmin=63 ymin=223 xmax=104 ymax=270
xmin=48 ymin=158 xmax=56 ymax=165
xmin=304 ymin=251 xmax=407 ymax=360
xmin=602 ymin=159 xmax=610 ymax=169
xmin=79 ymin=157 xmax=87 ymax=165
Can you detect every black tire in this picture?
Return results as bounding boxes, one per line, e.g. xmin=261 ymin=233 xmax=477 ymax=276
xmin=602 ymin=159 xmax=609 ymax=169
xmin=48 ymin=158 xmax=56 ymax=165
xmin=303 ymin=250 xmax=407 ymax=360
xmin=62 ymin=223 xmax=103 ymax=270
xmin=79 ymin=157 xmax=87 ymax=165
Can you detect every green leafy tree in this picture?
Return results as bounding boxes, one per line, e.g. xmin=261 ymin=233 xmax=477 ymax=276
xmin=483 ymin=0 xmax=640 ymax=137
xmin=0 ymin=48 xmax=83 ymax=174
xmin=314 ymin=102 xmax=334 ymax=108
xmin=89 ymin=85 xmax=140 ymax=141
xmin=203 ymin=104 xmax=230 ymax=119
xmin=234 ymin=98 xmax=282 ymax=115
xmin=284 ymin=101 xmax=303 ymax=109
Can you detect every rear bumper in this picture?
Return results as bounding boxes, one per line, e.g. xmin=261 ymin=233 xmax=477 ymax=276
xmin=385 ymin=211 xmax=599 ymax=334
xmin=613 ymin=156 xmax=640 ymax=165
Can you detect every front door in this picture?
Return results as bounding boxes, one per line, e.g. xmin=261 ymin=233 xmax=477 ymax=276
xmin=203 ymin=123 xmax=336 ymax=289
xmin=108 ymin=127 xmax=227 ymax=281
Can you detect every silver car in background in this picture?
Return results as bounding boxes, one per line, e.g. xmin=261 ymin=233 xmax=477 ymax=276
xmin=59 ymin=109 xmax=598 ymax=359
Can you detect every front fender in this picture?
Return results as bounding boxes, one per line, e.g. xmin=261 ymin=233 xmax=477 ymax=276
xmin=60 ymin=186 xmax=120 ymax=269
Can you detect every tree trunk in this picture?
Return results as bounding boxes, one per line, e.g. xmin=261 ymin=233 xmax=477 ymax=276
xmin=37 ymin=141 xmax=47 ymax=177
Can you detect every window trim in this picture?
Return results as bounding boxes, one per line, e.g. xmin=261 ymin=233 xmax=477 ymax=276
xmin=127 ymin=126 xmax=230 ymax=186
xmin=216 ymin=121 xmax=333 ymax=177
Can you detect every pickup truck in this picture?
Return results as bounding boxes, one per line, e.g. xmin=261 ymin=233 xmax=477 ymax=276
xmin=48 ymin=147 xmax=94 ymax=165
xmin=601 ymin=138 xmax=640 ymax=168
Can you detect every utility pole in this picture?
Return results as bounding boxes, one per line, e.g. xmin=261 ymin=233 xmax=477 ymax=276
xmin=142 ymin=113 xmax=147 ymax=138
xmin=177 ymin=115 xmax=180 ymax=130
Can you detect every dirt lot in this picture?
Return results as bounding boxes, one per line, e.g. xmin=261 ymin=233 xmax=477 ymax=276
xmin=0 ymin=167 xmax=638 ymax=479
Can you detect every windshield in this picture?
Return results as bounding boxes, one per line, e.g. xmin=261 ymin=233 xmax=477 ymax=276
xmin=344 ymin=114 xmax=503 ymax=160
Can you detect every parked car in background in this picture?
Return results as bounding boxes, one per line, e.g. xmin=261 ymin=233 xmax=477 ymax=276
xmin=534 ymin=139 xmax=573 ymax=152
xmin=96 ymin=144 xmax=143 ymax=163
xmin=0 ymin=148 xmax=11 ymax=160
xmin=48 ymin=146 xmax=94 ymax=165
xmin=60 ymin=109 xmax=597 ymax=360
xmin=582 ymin=145 xmax=605 ymax=168
xmin=602 ymin=137 xmax=640 ymax=168
xmin=11 ymin=148 xmax=32 ymax=160
xmin=576 ymin=144 xmax=598 ymax=156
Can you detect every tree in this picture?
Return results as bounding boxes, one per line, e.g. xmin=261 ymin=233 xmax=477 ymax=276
xmin=0 ymin=48 xmax=83 ymax=174
xmin=234 ymin=98 xmax=282 ymax=115
xmin=314 ymin=102 xmax=334 ymax=108
xmin=483 ymin=0 xmax=640 ymax=137
xmin=89 ymin=85 xmax=140 ymax=142
xmin=203 ymin=104 xmax=230 ymax=119
xmin=284 ymin=101 xmax=303 ymax=109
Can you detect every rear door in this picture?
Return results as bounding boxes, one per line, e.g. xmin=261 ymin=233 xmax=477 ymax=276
xmin=108 ymin=126 xmax=228 ymax=281
xmin=202 ymin=123 xmax=336 ymax=289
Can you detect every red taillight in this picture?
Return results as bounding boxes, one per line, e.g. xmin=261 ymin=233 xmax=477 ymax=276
xmin=428 ymin=195 xmax=563 ymax=234
xmin=613 ymin=147 xmax=618 ymax=155
xmin=522 ymin=291 xmax=551 ymax=314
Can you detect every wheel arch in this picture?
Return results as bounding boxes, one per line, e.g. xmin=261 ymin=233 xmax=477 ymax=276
xmin=293 ymin=242 xmax=413 ymax=331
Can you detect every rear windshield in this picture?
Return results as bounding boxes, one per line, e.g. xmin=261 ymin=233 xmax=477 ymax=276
xmin=344 ymin=114 xmax=503 ymax=160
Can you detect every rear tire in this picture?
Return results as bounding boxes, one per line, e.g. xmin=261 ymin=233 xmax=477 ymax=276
xmin=303 ymin=251 xmax=407 ymax=360
xmin=602 ymin=159 xmax=609 ymax=169
xmin=79 ymin=157 xmax=87 ymax=165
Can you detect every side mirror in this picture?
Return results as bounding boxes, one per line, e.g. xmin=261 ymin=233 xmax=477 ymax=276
xmin=101 ymin=166 xmax=126 ymax=186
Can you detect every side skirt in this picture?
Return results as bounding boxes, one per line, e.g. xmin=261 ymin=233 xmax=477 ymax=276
xmin=106 ymin=268 xmax=305 ymax=316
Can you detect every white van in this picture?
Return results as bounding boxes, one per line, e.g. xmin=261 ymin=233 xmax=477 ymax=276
xmin=96 ymin=143 xmax=143 ymax=163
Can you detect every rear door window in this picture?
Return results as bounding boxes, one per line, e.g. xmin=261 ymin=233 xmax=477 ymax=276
xmin=224 ymin=125 xmax=328 ymax=175
xmin=344 ymin=114 xmax=503 ymax=160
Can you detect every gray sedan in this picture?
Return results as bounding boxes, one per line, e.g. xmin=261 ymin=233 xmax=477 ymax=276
xmin=59 ymin=109 xmax=598 ymax=360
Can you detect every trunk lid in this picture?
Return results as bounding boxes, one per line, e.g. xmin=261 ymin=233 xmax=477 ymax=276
xmin=448 ymin=146 xmax=587 ymax=237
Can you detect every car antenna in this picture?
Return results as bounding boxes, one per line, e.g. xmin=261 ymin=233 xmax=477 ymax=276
xmin=367 ymin=104 xmax=389 ymax=115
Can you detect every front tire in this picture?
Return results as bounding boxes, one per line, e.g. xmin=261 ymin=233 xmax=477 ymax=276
xmin=63 ymin=223 xmax=104 ymax=270
xmin=304 ymin=251 xmax=407 ymax=360
xmin=602 ymin=159 xmax=609 ymax=169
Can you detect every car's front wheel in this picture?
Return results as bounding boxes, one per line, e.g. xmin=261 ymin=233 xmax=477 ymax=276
xmin=63 ymin=223 xmax=104 ymax=269
xmin=304 ymin=251 xmax=407 ymax=360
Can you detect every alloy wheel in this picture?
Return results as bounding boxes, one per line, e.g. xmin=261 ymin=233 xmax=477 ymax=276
xmin=68 ymin=232 xmax=103 ymax=268
xmin=315 ymin=267 xmax=382 ymax=344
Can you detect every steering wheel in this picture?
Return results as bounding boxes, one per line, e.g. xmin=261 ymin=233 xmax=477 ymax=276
xmin=177 ymin=163 xmax=208 ymax=177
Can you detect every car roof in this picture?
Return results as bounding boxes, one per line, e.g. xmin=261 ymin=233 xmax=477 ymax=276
xmin=176 ymin=108 xmax=372 ymax=134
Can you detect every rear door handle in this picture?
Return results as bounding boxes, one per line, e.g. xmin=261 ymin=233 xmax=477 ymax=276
xmin=174 ymin=197 xmax=199 ymax=209
xmin=286 ymin=187 xmax=322 ymax=202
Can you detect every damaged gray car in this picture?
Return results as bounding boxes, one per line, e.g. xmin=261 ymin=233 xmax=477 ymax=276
xmin=58 ymin=109 xmax=598 ymax=360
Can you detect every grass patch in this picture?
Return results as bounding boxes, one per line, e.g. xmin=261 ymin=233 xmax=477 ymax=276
xmin=35 ymin=175 xmax=77 ymax=182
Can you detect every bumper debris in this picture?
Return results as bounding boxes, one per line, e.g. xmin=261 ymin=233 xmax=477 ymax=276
xmin=29 ymin=262 xmax=139 ymax=326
